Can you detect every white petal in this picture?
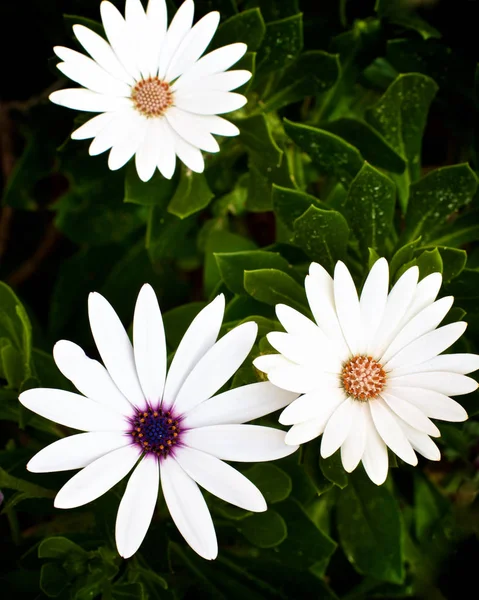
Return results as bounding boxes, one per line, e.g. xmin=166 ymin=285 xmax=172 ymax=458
xmin=391 ymin=353 xmax=479 ymax=377
xmin=388 ymin=372 xmax=478 ymax=396
xmin=124 ymin=0 xmax=151 ymax=78
xmin=386 ymin=386 xmax=468 ymax=422
xmin=156 ymin=119 xmax=177 ymax=179
xmin=361 ymin=408 xmax=388 ymax=485
xmin=158 ymin=0 xmax=195 ymax=78
xmin=370 ymin=266 xmax=419 ymax=356
xmin=380 ymin=296 xmax=454 ymax=365
xmin=88 ymin=109 xmax=134 ymax=155
xmin=54 ymin=445 xmax=140 ymax=508
xmin=172 ymin=43 xmax=247 ymax=88
xmin=384 ymin=322 xmax=467 ymax=372
xmin=380 ymin=391 xmax=440 ymax=436
xmin=145 ymin=0 xmax=167 ymax=76
xmin=275 ymin=303 xmax=319 ymax=337
xmin=116 ymin=456 xmax=159 ymax=558
xmin=108 ymin=113 xmax=148 ymax=170
xmin=88 ymin=292 xmax=146 ymax=410
xmin=401 ymin=272 xmax=442 ymax=325
xmin=183 ymin=425 xmax=298 ymax=462
xmin=72 ymin=24 xmax=134 ymax=84
xmin=195 ymin=114 xmax=239 ymax=137
xmin=71 ymin=112 xmax=115 ymax=140
xmin=285 ymin=418 xmax=325 ymax=445
xmin=49 ymin=89 xmax=129 ymax=112
xmin=340 ymin=402 xmax=367 ymax=472
xmin=163 ymin=295 xmax=224 ymax=407
xmin=19 ymin=388 xmax=127 ymax=432
xmin=53 ymin=340 xmax=133 ymax=414
xmin=171 ymin=128 xmax=205 ymax=172
xmin=166 ymin=107 xmax=220 ymax=152
xmin=133 ymin=284 xmax=167 ymax=406
xmin=267 ymin=363 xmax=332 ymax=394
xmin=160 ymin=457 xmax=218 ymax=560
xmin=166 ymin=11 xmax=220 ymax=81
xmin=174 ymin=91 xmax=246 ymax=115
xmin=54 ymin=46 xmax=131 ymax=96
xmin=174 ymin=322 xmax=257 ymax=415
xmin=305 ymin=263 xmax=349 ymax=358
xmin=27 ymin=432 xmax=130 ymax=473
xmin=175 ymin=446 xmax=266 ymax=512
xmin=100 ymin=1 xmax=141 ymax=79
xmin=135 ymin=120 xmax=164 ymax=181
xmin=266 ymin=331 xmax=342 ymax=373
xmin=184 ymin=382 xmax=297 ymax=429
xmin=253 ymin=353 xmax=293 ymax=375
xmin=397 ymin=420 xmax=441 ymax=461
xmin=174 ymin=70 xmax=251 ymax=93
xmin=320 ymin=398 xmax=354 ymax=459
xmin=369 ymin=399 xmax=417 ymax=465
xmin=359 ymin=258 xmax=389 ymax=352
xmin=279 ymin=387 xmax=345 ymax=426
xmin=334 ymin=261 xmax=362 ymax=355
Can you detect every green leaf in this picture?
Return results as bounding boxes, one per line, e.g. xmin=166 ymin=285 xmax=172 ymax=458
xmin=216 ymin=250 xmax=291 ymax=295
xmin=110 ymin=582 xmax=147 ymax=600
xmin=272 ymin=184 xmax=321 ymax=229
xmin=256 ymin=14 xmax=303 ymax=78
xmin=429 ymin=212 xmax=479 ymax=248
xmin=256 ymin=0 xmax=299 ymax=20
xmin=239 ymin=114 xmax=283 ymax=171
xmin=244 ymin=268 xmax=308 ymax=313
xmin=293 ymin=205 xmax=349 ymax=273
xmin=375 ymin=0 xmax=441 ymax=40
xmin=0 ymin=468 xmax=55 ymax=507
xmin=415 ymin=248 xmax=443 ymax=280
xmin=413 ymin=473 xmax=450 ymax=544
xmin=446 ymin=268 xmax=479 ymax=299
xmin=40 ymin=562 xmax=70 ymax=598
xmin=435 ymin=247 xmax=467 ymax=282
xmin=264 ymin=51 xmax=340 ymax=112
xmin=322 ymin=119 xmax=406 ymax=174
xmin=167 ymin=169 xmax=214 ymax=219
xmin=243 ymin=464 xmax=292 ymax=504
xmin=211 ymin=8 xmax=265 ymax=51
xmin=365 ymin=73 xmax=438 ymax=210
xmin=403 ymin=164 xmax=478 ymax=243
xmin=38 ymin=537 xmax=88 ymax=560
xmin=124 ymin=162 xmax=179 ymax=206
xmin=342 ymin=162 xmax=395 ymax=257
xmin=163 ymin=302 xmax=206 ymax=351
xmin=337 ymin=468 xmax=404 ymax=584
xmin=389 ymin=237 xmax=422 ymax=279
xmin=238 ymin=510 xmax=287 ymax=548
xmin=320 ymin=451 xmax=348 ymax=489
xmin=146 ymin=206 xmax=196 ymax=263
xmin=284 ymin=119 xmax=364 ymax=187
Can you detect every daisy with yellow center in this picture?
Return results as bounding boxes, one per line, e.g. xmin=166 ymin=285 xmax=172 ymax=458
xmin=254 ymin=258 xmax=479 ymax=485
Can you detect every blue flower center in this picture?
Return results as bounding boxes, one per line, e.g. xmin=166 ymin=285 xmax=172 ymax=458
xmin=129 ymin=407 xmax=181 ymax=458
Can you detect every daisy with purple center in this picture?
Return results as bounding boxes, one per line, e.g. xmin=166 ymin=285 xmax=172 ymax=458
xmin=19 ymin=286 xmax=298 ymax=560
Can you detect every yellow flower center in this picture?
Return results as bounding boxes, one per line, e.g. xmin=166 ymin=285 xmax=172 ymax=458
xmin=131 ymin=77 xmax=173 ymax=118
xmin=341 ymin=356 xmax=386 ymax=401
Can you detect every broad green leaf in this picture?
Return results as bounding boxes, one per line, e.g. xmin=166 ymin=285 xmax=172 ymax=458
xmin=293 ymin=205 xmax=349 ymax=273
xmin=38 ymin=537 xmax=88 ymax=560
xmin=436 ymin=247 xmax=467 ymax=282
xmin=256 ymin=0 xmax=299 ymax=20
xmin=40 ymin=563 xmax=70 ymax=598
xmin=368 ymin=247 xmax=381 ymax=269
xmin=429 ymin=211 xmax=479 ymax=248
xmin=375 ymin=0 xmax=440 ymax=39
xmin=163 ymin=302 xmax=206 ymax=351
xmin=337 ymin=469 xmax=404 ymax=584
xmin=147 ymin=205 xmax=196 ymax=263
xmin=320 ymin=451 xmax=348 ymax=489
xmin=204 ymin=230 xmax=256 ymax=297
xmin=403 ymin=164 xmax=478 ymax=243
xmin=389 ymin=237 xmax=422 ymax=279
xmin=0 ymin=467 xmax=55 ymax=503
xmin=264 ymin=51 xmax=340 ymax=112
xmin=216 ymin=250 xmax=291 ymax=295
xmin=322 ymin=119 xmax=406 ymax=174
xmin=256 ymin=14 xmax=303 ymax=78
xmin=396 ymin=248 xmax=443 ymax=281
xmin=243 ymin=464 xmax=292 ymax=504
xmin=303 ymin=439 xmax=334 ymax=495
xmin=211 ymin=8 xmax=265 ymax=51
xmin=238 ymin=510 xmax=287 ymax=548
xmin=284 ymin=119 xmax=364 ymax=187
xmin=244 ymin=268 xmax=308 ymax=313
xmin=272 ymin=185 xmax=321 ymax=230
xmin=245 ymin=158 xmax=293 ymax=212
xmin=168 ymin=169 xmax=214 ymax=219
xmin=239 ymin=114 xmax=283 ymax=171
xmin=445 ymin=268 xmax=479 ymax=299
xmin=414 ymin=473 xmax=450 ymax=543
xmin=342 ymin=163 xmax=395 ymax=257
xmin=124 ymin=162 xmax=179 ymax=206
xmin=365 ymin=73 xmax=438 ymax=210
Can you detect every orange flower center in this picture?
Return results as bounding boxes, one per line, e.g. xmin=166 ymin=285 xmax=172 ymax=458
xmin=341 ymin=356 xmax=386 ymax=402
xmin=131 ymin=77 xmax=173 ymax=117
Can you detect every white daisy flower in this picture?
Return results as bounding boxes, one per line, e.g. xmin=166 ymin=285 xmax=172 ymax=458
xmin=19 ymin=286 xmax=297 ymax=560
xmin=254 ymin=258 xmax=479 ymax=486
xmin=50 ymin=0 xmax=251 ymax=181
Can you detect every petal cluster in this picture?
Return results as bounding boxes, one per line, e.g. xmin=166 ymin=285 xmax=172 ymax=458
xmin=20 ymin=286 xmax=297 ymax=560
xmin=50 ymin=0 xmax=251 ymax=181
xmin=254 ymin=258 xmax=479 ymax=485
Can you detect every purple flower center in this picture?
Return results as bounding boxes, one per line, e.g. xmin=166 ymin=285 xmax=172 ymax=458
xmin=129 ymin=407 xmax=181 ymax=458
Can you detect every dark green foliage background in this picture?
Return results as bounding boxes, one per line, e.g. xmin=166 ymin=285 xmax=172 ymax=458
xmin=1 ymin=0 xmax=479 ymax=598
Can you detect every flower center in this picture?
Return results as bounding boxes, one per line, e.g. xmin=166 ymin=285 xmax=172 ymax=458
xmin=341 ymin=356 xmax=386 ymax=402
xmin=131 ymin=77 xmax=173 ymax=118
xmin=129 ymin=407 xmax=181 ymax=458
